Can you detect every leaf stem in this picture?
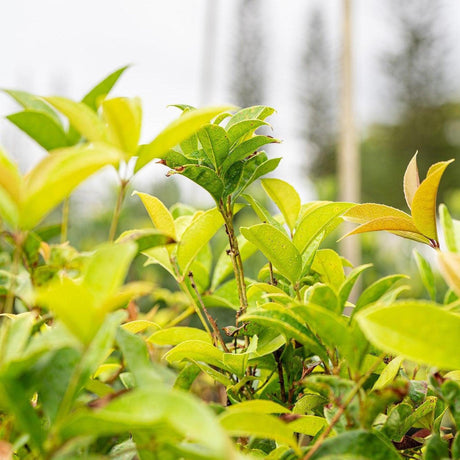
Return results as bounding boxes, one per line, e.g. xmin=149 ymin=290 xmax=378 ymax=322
xmin=108 ymin=179 xmax=129 ymax=242
xmin=188 ymin=271 xmax=229 ymax=352
xmin=302 ymin=356 xmax=383 ymax=460
xmin=220 ymin=197 xmax=248 ymax=324
xmin=60 ymin=196 xmax=70 ymax=243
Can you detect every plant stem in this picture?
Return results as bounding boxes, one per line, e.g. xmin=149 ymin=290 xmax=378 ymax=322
xmin=302 ymin=357 xmax=383 ymax=460
xmin=220 ymin=197 xmax=248 ymax=324
xmin=4 ymin=233 xmax=23 ymax=314
xmin=188 ymin=271 xmax=229 ymax=352
xmin=274 ymin=349 xmax=287 ymax=403
xmin=60 ymin=197 xmax=70 ymax=244
xmin=108 ymin=179 xmax=129 ymax=242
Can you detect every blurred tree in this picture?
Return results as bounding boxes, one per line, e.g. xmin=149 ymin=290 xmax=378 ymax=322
xmin=361 ymin=0 xmax=460 ymax=209
xmin=299 ymin=6 xmax=337 ymax=197
xmin=231 ymin=0 xmax=266 ymax=106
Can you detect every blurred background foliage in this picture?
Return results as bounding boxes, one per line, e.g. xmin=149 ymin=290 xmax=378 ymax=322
xmin=2 ymin=0 xmax=460 ymax=304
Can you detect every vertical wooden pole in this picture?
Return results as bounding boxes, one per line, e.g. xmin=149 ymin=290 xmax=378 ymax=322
xmin=338 ymin=0 xmax=361 ymax=267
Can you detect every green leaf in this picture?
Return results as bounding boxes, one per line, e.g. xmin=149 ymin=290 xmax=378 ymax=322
xmin=240 ymin=157 xmax=281 ymax=195
xmin=411 ymin=159 xmax=454 ymax=241
xmin=261 ymin=178 xmax=301 ymax=233
xmin=83 ymin=242 xmax=137 ymax=303
xmin=372 ymin=356 xmax=404 ymax=390
xmin=7 ymin=110 xmax=69 ymax=150
xmin=424 ymin=433 xmax=450 ymax=460
xmin=439 ymin=203 xmax=460 ymax=252
xmin=174 ymin=165 xmax=224 ymax=202
xmin=306 ymin=284 xmax=339 ymax=314
xmin=116 ymin=229 xmax=175 ymax=252
xmin=197 ymin=124 xmax=229 ymax=168
xmin=294 ymin=202 xmax=354 ymax=254
xmin=135 ymin=105 xmax=234 ymax=172
xmin=242 ymin=193 xmax=286 ymax=233
xmin=102 ymin=97 xmax=142 ymax=156
xmin=354 ymin=274 xmax=409 ymax=315
xmin=133 ymin=191 xmax=176 ymax=239
xmin=116 ymin=327 xmax=164 ymax=386
xmin=308 ymin=430 xmax=400 ymax=459
xmin=177 ymin=207 xmax=224 ymax=275
xmin=413 ymin=249 xmax=436 ymax=300
xmin=225 ymin=399 xmax=290 ymax=414
xmin=221 ymin=135 xmax=279 ymax=172
xmin=240 ymin=304 xmax=328 ymax=362
xmin=311 ymin=249 xmax=345 ymax=292
xmin=0 ymin=188 xmax=19 ymax=229
xmin=241 ymin=223 xmax=302 ymax=283
xmin=163 ymin=340 xmax=246 ymax=376
xmin=338 ymin=264 xmax=372 ymax=311
xmin=44 ymin=96 xmax=109 ymax=143
xmin=81 ymin=65 xmax=129 ymax=111
xmin=356 ymin=300 xmax=460 ymax=369
xmin=148 ymin=327 xmax=212 ymax=345
xmin=219 ymin=412 xmax=297 ymax=451
xmin=3 ymin=88 xmax=61 ymax=123
xmin=226 ymin=119 xmax=268 ymax=145
xmin=59 ymin=387 xmax=231 ymax=458
xmin=287 ymin=415 xmax=327 ymax=436
xmin=20 ymin=142 xmax=122 ymax=229
xmin=226 ymin=106 xmax=275 ymax=129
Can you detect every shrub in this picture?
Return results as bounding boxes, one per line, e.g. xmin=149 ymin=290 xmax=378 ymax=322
xmin=0 ymin=69 xmax=459 ymax=459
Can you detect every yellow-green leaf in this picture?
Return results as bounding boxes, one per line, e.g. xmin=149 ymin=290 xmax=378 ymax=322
xmin=241 ymin=223 xmax=302 ymax=283
xmin=135 ymin=105 xmax=235 ymax=172
xmin=121 ymin=320 xmax=160 ymax=334
xmin=44 ymin=96 xmax=108 ymax=143
xmin=411 ymin=159 xmax=454 ymax=241
xmin=102 ymin=97 xmax=142 ymax=156
xmin=403 ymin=152 xmax=420 ymax=210
xmin=341 ymin=216 xmax=421 ymax=239
xmin=176 ymin=207 xmax=224 ymax=275
xmin=343 ymin=203 xmax=412 ymax=224
xmin=356 ymin=300 xmax=460 ymax=370
xmin=148 ymin=327 xmax=212 ymax=345
xmin=20 ymin=143 xmax=122 ymax=229
xmin=261 ymin=178 xmax=301 ymax=233
xmin=225 ymin=399 xmax=290 ymax=414
xmin=133 ymin=191 xmax=176 ymax=239
xmin=438 ymin=251 xmax=460 ymax=296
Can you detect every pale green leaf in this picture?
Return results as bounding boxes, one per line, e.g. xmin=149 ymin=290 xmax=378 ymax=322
xmin=438 ymin=251 xmax=460 ymax=296
xmin=135 ymin=105 xmax=234 ymax=172
xmin=133 ymin=191 xmax=176 ymax=239
xmin=219 ymin=412 xmax=297 ymax=451
xmin=439 ymin=204 xmax=460 ymax=252
xmin=148 ymin=327 xmax=212 ymax=345
xmin=413 ymin=249 xmax=436 ymax=300
xmin=177 ymin=207 xmax=224 ymax=275
xmin=372 ymin=356 xmax=404 ymax=390
xmin=225 ymin=399 xmax=290 ymax=414
xmin=288 ymin=415 xmax=327 ymax=436
xmin=311 ymin=249 xmax=345 ymax=292
xmin=241 ymin=223 xmax=302 ymax=283
xmin=411 ymin=159 xmax=454 ymax=241
xmin=20 ymin=143 xmax=122 ymax=229
xmin=356 ymin=300 xmax=460 ymax=369
xmin=343 ymin=203 xmax=412 ymax=224
xmin=403 ymin=152 xmax=420 ymax=210
xmin=261 ymin=178 xmax=301 ymax=233
xmin=102 ymin=97 xmax=142 ymax=156
xmin=142 ymin=246 xmax=176 ymax=277
xmin=294 ymin=202 xmax=354 ymax=254
xmin=44 ymin=96 xmax=108 ymax=143
xmin=116 ymin=228 xmax=175 ymax=252
xmin=121 ymin=320 xmax=161 ymax=334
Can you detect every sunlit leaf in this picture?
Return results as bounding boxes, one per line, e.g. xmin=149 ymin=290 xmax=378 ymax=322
xmin=102 ymin=97 xmax=142 ymax=156
xmin=343 ymin=203 xmax=412 ymax=224
xmin=439 ymin=204 xmax=460 ymax=252
xmin=411 ymin=159 xmax=454 ymax=241
xmin=261 ymin=178 xmax=301 ymax=233
xmin=116 ymin=228 xmax=175 ymax=251
xmin=356 ymin=300 xmax=460 ymax=369
xmin=413 ymin=249 xmax=436 ymax=300
xmin=197 ymin=123 xmax=229 ymax=168
xmin=148 ymin=327 xmax=212 ymax=345
xmin=438 ymin=251 xmax=460 ymax=296
xmin=21 ymin=143 xmax=122 ymax=229
xmin=403 ymin=152 xmax=420 ymax=210
xmin=311 ymin=249 xmax=345 ymax=292
xmin=225 ymin=399 xmax=290 ymax=414
xmin=372 ymin=356 xmax=404 ymax=390
xmin=135 ymin=105 xmax=234 ymax=172
xmin=241 ymin=223 xmax=302 ymax=283
xmin=44 ymin=96 xmax=108 ymax=143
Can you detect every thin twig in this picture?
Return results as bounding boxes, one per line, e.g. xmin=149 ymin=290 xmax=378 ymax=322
xmin=274 ymin=349 xmax=287 ymax=403
xmin=188 ymin=271 xmax=229 ymax=352
xmin=302 ymin=356 xmax=384 ymax=459
xmin=108 ymin=179 xmax=129 ymax=242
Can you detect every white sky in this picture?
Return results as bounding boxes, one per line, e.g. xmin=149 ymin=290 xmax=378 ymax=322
xmin=1 ymin=0 xmax=460 ymax=204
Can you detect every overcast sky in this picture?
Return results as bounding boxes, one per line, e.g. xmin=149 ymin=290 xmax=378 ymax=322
xmin=1 ymin=0 xmax=460 ymax=203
